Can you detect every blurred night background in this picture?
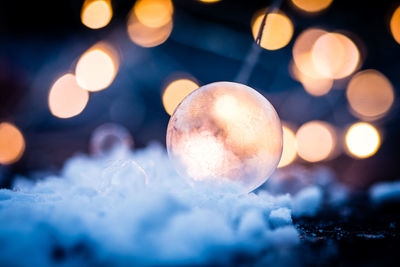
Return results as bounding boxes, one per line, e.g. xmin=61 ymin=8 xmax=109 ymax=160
xmin=1 ymin=0 xmax=399 ymax=190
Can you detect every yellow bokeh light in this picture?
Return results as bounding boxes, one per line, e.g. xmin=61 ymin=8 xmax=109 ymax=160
xmin=198 ymin=0 xmax=222 ymax=3
xmin=81 ymin=0 xmax=112 ymax=29
xmin=75 ymin=43 xmax=119 ymax=92
xmin=278 ymin=125 xmax=297 ymax=168
xmin=345 ymin=122 xmax=380 ymax=158
xmin=127 ymin=9 xmax=173 ymax=48
xmin=0 ymin=122 xmax=25 ymax=165
xmin=390 ymin=6 xmax=400 ymax=45
xmin=252 ymin=10 xmax=294 ymax=50
xmin=346 ymin=69 xmax=394 ymax=120
xmin=162 ymin=79 xmax=199 ymax=116
xmin=296 ymin=121 xmax=336 ymax=162
xmin=311 ymin=32 xmax=360 ymax=79
xmin=291 ymin=0 xmax=333 ymax=13
xmin=134 ymin=0 xmax=173 ymax=28
xmin=48 ymin=74 xmax=89 ymax=119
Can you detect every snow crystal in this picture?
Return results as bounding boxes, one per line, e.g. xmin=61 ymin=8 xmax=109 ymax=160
xmin=369 ymin=180 xmax=400 ymax=205
xmin=0 ymin=143 xmax=302 ymax=266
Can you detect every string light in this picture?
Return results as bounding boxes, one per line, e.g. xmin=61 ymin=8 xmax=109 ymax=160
xmin=162 ymin=78 xmax=199 ymax=116
xmin=291 ymin=0 xmax=333 ymax=13
xmin=127 ymin=5 xmax=173 ymax=48
xmin=48 ymin=74 xmax=89 ymax=119
xmin=296 ymin=121 xmax=336 ymax=162
xmin=278 ymin=125 xmax=297 ymax=168
xmin=75 ymin=43 xmax=119 ymax=92
xmin=0 ymin=122 xmax=25 ymax=165
xmin=311 ymin=32 xmax=360 ymax=79
xmin=81 ymin=0 xmax=113 ymax=29
xmin=390 ymin=6 xmax=400 ymax=45
xmin=345 ymin=122 xmax=380 ymax=158
xmin=134 ymin=0 xmax=173 ymax=28
xmin=346 ymin=70 xmax=394 ymax=120
xmin=252 ymin=9 xmax=294 ymax=50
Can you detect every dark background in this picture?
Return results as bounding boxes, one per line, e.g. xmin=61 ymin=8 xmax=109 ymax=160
xmin=0 ymin=0 xmax=399 ymax=188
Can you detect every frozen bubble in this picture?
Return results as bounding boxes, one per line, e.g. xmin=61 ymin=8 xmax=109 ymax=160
xmin=167 ymin=82 xmax=283 ymax=193
xmin=90 ymin=123 xmax=133 ymax=157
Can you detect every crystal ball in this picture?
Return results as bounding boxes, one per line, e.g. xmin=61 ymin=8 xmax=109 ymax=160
xmin=166 ymin=82 xmax=283 ymax=193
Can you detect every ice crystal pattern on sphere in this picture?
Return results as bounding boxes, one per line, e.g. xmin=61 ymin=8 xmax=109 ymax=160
xmin=166 ymin=82 xmax=283 ymax=193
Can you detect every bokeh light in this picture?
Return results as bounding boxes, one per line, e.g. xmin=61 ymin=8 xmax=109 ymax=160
xmin=252 ymin=10 xmax=294 ymax=50
xmin=0 ymin=122 xmax=25 ymax=165
xmin=127 ymin=8 xmax=173 ymax=48
xmin=81 ymin=0 xmax=113 ymax=29
xmin=162 ymin=78 xmax=199 ymax=116
xmin=167 ymin=82 xmax=282 ymax=193
xmin=48 ymin=74 xmax=89 ymax=119
xmin=345 ymin=122 xmax=380 ymax=158
xmin=291 ymin=60 xmax=333 ymax=96
xmin=278 ymin=125 xmax=297 ymax=168
xmin=346 ymin=69 xmax=394 ymax=120
xmin=291 ymin=0 xmax=333 ymax=13
xmin=198 ymin=0 xmax=222 ymax=3
xmin=292 ymin=28 xmax=329 ymax=78
xmin=75 ymin=43 xmax=119 ymax=92
xmin=311 ymin=32 xmax=360 ymax=79
xmin=134 ymin=0 xmax=173 ymax=28
xmin=296 ymin=121 xmax=336 ymax=162
xmin=390 ymin=6 xmax=400 ymax=45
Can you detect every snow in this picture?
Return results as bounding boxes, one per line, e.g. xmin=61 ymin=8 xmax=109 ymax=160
xmin=369 ymin=180 xmax=400 ymax=205
xmin=0 ymin=143 xmax=303 ymax=266
xmin=292 ymin=186 xmax=323 ymax=217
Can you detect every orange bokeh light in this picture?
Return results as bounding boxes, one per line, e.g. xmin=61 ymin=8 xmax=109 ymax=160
xmin=252 ymin=10 xmax=294 ymax=50
xmin=291 ymin=0 xmax=333 ymax=13
xmin=134 ymin=0 xmax=173 ymax=28
xmin=75 ymin=43 xmax=119 ymax=92
xmin=296 ymin=121 xmax=336 ymax=162
xmin=293 ymin=28 xmax=327 ymax=78
xmin=278 ymin=125 xmax=297 ymax=168
xmin=81 ymin=0 xmax=112 ymax=29
xmin=0 ymin=122 xmax=25 ymax=165
xmin=311 ymin=32 xmax=360 ymax=79
xmin=390 ymin=6 xmax=400 ymax=45
xmin=346 ymin=69 xmax=394 ymax=120
xmin=291 ymin=60 xmax=333 ymax=96
xmin=162 ymin=78 xmax=199 ymax=116
xmin=48 ymin=74 xmax=89 ymax=119
xmin=127 ymin=8 xmax=173 ymax=48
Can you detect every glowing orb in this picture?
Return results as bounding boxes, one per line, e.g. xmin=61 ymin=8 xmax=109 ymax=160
xmin=166 ymin=82 xmax=283 ymax=193
xmin=278 ymin=125 xmax=297 ymax=168
xmin=48 ymin=74 xmax=89 ymax=119
xmin=0 ymin=122 xmax=25 ymax=165
xmin=346 ymin=69 xmax=394 ymax=120
xmin=81 ymin=0 xmax=113 ymax=29
xmin=252 ymin=10 xmax=294 ymax=50
xmin=291 ymin=0 xmax=333 ymax=13
xmin=75 ymin=43 xmax=118 ymax=92
xmin=390 ymin=6 xmax=400 ymax=45
xmin=162 ymin=78 xmax=199 ymax=116
xmin=296 ymin=121 xmax=336 ymax=162
xmin=345 ymin=122 xmax=380 ymax=158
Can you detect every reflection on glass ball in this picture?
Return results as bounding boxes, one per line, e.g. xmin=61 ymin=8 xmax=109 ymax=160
xmin=166 ymin=82 xmax=283 ymax=193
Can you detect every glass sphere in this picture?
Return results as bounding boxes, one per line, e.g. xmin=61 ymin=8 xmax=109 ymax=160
xmin=166 ymin=82 xmax=283 ymax=193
